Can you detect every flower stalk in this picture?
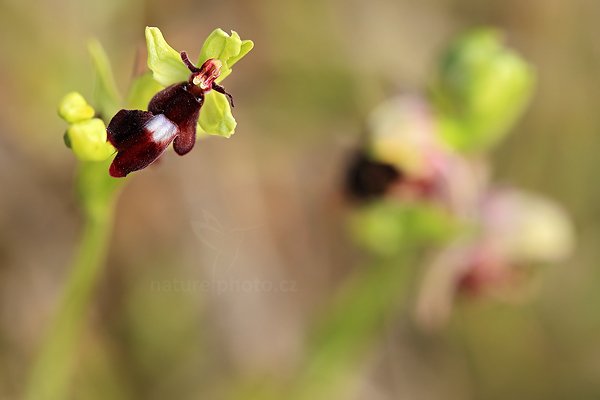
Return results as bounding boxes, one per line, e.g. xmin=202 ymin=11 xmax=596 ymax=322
xmin=289 ymin=255 xmax=416 ymax=400
xmin=26 ymin=161 xmax=122 ymax=400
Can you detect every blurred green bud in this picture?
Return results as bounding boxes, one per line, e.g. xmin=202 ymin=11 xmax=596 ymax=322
xmin=65 ymin=118 xmax=115 ymax=161
xmin=432 ymin=28 xmax=535 ymax=152
xmin=145 ymin=27 xmax=189 ymax=87
xmin=58 ymin=92 xmax=95 ymax=123
xmin=198 ymin=29 xmax=254 ymax=82
xmin=88 ymin=40 xmax=122 ymax=118
xmin=198 ymin=90 xmax=237 ymax=137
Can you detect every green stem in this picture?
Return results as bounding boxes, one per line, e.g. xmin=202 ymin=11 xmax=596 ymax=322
xmin=25 ymin=161 xmax=120 ymax=400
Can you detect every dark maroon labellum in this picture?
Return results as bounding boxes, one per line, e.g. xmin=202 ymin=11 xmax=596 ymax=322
xmin=106 ymin=52 xmax=234 ymax=177
xmin=344 ymin=151 xmax=402 ymax=202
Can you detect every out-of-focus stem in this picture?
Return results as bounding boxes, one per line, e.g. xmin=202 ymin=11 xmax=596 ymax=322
xmin=227 ymin=254 xmax=416 ymax=400
xmin=289 ymin=255 xmax=414 ymax=400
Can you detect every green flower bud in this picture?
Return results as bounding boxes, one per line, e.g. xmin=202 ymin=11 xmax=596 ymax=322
xmin=65 ymin=118 xmax=115 ymax=161
xmin=58 ymin=92 xmax=95 ymax=123
xmin=432 ymin=28 xmax=536 ymax=152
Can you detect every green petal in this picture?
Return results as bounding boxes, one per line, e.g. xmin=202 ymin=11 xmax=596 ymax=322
xmin=198 ymin=29 xmax=254 ymax=83
xmin=228 ymin=38 xmax=254 ymax=67
xmin=66 ymin=118 xmax=115 ymax=161
xmin=88 ymin=40 xmax=122 ymax=119
xmin=145 ymin=27 xmax=189 ymax=87
xmin=198 ymin=91 xmax=237 ymax=137
xmin=58 ymin=92 xmax=95 ymax=123
xmin=126 ymin=72 xmax=164 ymax=110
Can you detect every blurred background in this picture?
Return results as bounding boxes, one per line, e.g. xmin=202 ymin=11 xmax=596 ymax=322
xmin=1 ymin=0 xmax=600 ymax=399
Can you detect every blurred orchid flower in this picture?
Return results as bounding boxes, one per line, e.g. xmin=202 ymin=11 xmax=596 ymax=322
xmin=367 ymin=95 xmax=440 ymax=178
xmin=415 ymin=189 xmax=575 ymax=330
xmin=347 ymin=95 xmax=487 ymax=217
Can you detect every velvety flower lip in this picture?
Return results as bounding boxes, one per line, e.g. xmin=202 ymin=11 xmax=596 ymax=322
xmin=345 ymin=151 xmax=402 ymax=202
xmin=107 ymin=109 xmax=170 ymax=177
xmin=147 ymin=82 xmax=203 ymax=156
xmin=106 ymin=54 xmax=234 ymax=177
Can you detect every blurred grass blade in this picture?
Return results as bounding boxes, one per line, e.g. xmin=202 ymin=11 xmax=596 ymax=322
xmin=291 ymin=257 xmax=414 ymax=400
xmin=88 ymin=39 xmax=122 ymax=119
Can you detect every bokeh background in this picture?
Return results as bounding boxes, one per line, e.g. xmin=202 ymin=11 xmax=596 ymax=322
xmin=1 ymin=0 xmax=600 ymax=399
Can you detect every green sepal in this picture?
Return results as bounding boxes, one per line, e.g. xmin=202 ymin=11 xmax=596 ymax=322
xmin=145 ymin=27 xmax=189 ymax=87
xmin=63 ymin=132 xmax=72 ymax=148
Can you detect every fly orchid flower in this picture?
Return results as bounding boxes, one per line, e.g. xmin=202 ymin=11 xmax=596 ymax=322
xmin=344 ymin=95 xmax=440 ymax=202
xmin=58 ymin=28 xmax=252 ymax=178
xmin=89 ymin=27 xmax=253 ymax=178
xmin=107 ymin=53 xmax=234 ymax=177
